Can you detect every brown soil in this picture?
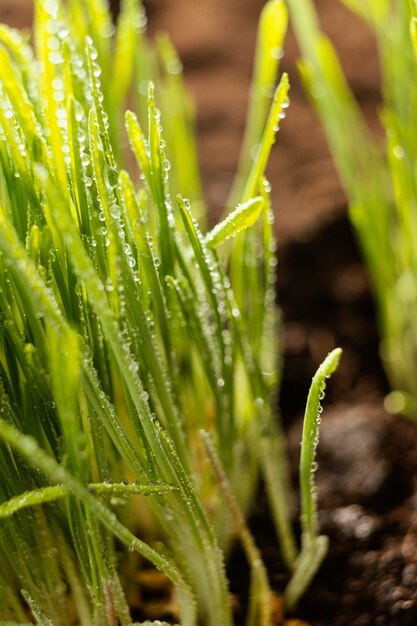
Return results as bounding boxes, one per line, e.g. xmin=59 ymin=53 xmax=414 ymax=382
xmin=1 ymin=0 xmax=416 ymax=624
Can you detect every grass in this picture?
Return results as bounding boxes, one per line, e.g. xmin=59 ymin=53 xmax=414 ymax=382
xmin=0 ymin=0 xmax=340 ymax=624
xmin=287 ymin=0 xmax=417 ymax=418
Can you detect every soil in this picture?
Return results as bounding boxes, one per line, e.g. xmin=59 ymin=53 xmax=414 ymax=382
xmin=1 ymin=0 xmax=417 ymax=624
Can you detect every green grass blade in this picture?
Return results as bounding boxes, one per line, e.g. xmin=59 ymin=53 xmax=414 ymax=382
xmin=299 ymin=348 xmax=342 ymax=541
xmin=284 ymin=348 xmax=342 ymax=610
xmin=205 ymin=196 xmax=265 ymax=249
xmin=230 ymin=0 xmax=288 ymax=206
xmin=242 ymin=72 xmax=290 ymax=202
xmin=0 ymin=482 xmax=177 ymax=519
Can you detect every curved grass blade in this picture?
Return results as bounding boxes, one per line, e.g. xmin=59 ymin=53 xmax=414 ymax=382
xmin=284 ymin=347 xmax=342 ymax=610
xmin=0 ymin=482 xmax=177 ymax=520
xmin=205 ymin=196 xmax=265 ymax=250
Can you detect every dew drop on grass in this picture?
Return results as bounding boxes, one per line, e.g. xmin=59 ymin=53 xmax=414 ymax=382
xmin=52 ymin=78 xmax=63 ymax=91
xmin=47 ymin=36 xmax=60 ymax=51
xmin=167 ymin=58 xmax=182 ymax=75
xmin=393 ymin=145 xmax=405 ymax=160
xmin=110 ymin=204 xmax=121 ymax=219
xmin=57 ymin=26 xmax=69 ymax=40
xmin=48 ymin=51 xmax=63 ymax=65
xmin=271 ymin=47 xmax=284 ymax=60
xmin=46 ymin=19 xmax=58 ymax=35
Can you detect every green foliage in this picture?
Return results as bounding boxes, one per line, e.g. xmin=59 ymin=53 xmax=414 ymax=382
xmin=0 ymin=0 xmax=340 ymax=623
xmin=287 ymin=0 xmax=417 ymax=417
xmin=285 ymin=348 xmax=342 ymax=610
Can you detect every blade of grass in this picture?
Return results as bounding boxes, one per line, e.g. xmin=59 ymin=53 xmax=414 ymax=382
xmin=284 ymin=348 xmax=342 ymax=610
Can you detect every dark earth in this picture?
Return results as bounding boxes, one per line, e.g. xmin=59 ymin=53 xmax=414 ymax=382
xmin=1 ymin=0 xmax=416 ymax=624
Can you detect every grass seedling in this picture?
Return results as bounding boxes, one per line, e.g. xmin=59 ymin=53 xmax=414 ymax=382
xmin=286 ymin=0 xmax=417 ymax=418
xmin=0 ymin=0 xmax=340 ymax=623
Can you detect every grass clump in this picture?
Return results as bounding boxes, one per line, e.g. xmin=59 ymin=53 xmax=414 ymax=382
xmin=287 ymin=0 xmax=417 ymax=418
xmin=0 ymin=0 xmax=340 ymax=623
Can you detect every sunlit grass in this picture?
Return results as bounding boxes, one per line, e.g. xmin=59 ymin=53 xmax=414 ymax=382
xmin=287 ymin=0 xmax=417 ymax=418
xmin=0 ymin=0 xmax=340 ymax=623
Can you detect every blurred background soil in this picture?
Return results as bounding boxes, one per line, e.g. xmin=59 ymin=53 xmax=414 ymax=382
xmin=1 ymin=0 xmax=416 ymax=624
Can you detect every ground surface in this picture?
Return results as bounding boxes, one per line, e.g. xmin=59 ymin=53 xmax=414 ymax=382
xmin=0 ymin=0 xmax=416 ymax=624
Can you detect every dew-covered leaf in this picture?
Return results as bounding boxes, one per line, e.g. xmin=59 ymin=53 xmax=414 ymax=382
xmin=205 ymin=196 xmax=265 ymax=249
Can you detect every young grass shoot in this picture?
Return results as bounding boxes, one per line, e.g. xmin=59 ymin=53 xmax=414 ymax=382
xmin=0 ymin=0 xmax=340 ymax=623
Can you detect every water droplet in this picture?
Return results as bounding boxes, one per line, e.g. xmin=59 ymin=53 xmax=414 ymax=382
xmin=48 ymin=51 xmax=63 ymax=65
xmin=271 ymin=47 xmax=284 ymax=60
xmin=105 ymin=166 xmax=119 ymax=189
xmin=167 ymin=58 xmax=182 ymax=75
xmin=47 ymin=36 xmax=60 ymax=51
xmin=393 ymin=145 xmax=405 ymax=159
xmin=52 ymin=78 xmax=63 ymax=90
xmin=110 ymin=204 xmax=121 ymax=219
